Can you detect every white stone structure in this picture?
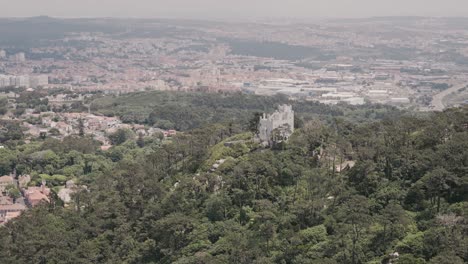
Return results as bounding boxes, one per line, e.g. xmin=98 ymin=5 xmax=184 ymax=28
xmin=258 ymin=105 xmax=294 ymax=143
xmin=58 ymin=181 xmax=76 ymax=204
xmin=30 ymin=75 xmax=49 ymax=88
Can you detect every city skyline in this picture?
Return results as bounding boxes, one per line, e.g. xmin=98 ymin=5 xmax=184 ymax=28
xmin=2 ymin=0 xmax=468 ymax=20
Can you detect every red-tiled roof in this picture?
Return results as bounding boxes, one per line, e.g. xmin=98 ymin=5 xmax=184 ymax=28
xmin=0 ymin=203 xmax=26 ymax=211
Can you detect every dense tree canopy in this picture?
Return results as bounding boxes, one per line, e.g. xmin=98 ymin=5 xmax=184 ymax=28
xmin=90 ymin=91 xmax=402 ymax=130
xmin=0 ymin=100 xmax=467 ymax=263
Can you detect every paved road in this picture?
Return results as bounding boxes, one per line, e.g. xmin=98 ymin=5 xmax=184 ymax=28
xmin=431 ymin=82 xmax=467 ymax=111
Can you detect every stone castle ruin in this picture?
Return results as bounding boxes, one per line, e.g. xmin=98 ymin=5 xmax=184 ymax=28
xmin=258 ymin=105 xmax=294 ymax=145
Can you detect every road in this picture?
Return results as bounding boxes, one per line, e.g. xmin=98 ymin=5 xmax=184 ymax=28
xmin=430 ymin=82 xmax=467 ymax=111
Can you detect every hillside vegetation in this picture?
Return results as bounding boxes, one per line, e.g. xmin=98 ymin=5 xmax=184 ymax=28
xmin=90 ymin=91 xmax=403 ymax=130
xmin=0 ymin=100 xmax=467 ymax=263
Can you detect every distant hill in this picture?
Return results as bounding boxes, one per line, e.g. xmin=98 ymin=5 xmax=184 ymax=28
xmin=0 ymin=17 xmax=123 ymax=46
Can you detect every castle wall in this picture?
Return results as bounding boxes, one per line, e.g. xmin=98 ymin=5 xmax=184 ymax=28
xmin=258 ymin=105 xmax=294 ymax=142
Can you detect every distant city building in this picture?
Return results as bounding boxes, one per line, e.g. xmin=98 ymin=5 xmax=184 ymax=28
xmin=0 ymin=75 xmax=10 ymax=87
xmin=0 ymin=50 xmax=6 ymax=59
xmin=258 ymin=105 xmax=294 ymax=144
xmin=30 ymin=75 xmax=49 ymax=88
xmin=343 ymin=97 xmax=365 ymax=105
xmin=0 ymin=74 xmax=48 ymax=88
xmin=14 ymin=76 xmax=29 ymax=87
xmin=10 ymin=52 xmax=25 ymax=62
xmin=389 ymin=97 xmax=410 ymax=104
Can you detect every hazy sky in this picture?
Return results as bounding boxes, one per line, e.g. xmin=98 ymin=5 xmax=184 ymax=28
xmin=2 ymin=0 xmax=468 ymax=20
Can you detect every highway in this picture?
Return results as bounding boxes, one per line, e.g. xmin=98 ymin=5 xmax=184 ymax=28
xmin=430 ymin=82 xmax=467 ymax=111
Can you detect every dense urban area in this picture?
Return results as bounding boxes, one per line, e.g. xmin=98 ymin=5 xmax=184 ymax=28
xmin=0 ymin=16 xmax=467 ymax=264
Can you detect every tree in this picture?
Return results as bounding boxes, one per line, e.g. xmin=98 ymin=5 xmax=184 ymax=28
xmin=108 ymin=129 xmax=135 ymax=146
xmin=205 ymin=194 xmax=232 ymax=222
xmin=48 ymin=128 xmax=61 ymax=136
xmin=333 ymin=195 xmax=372 ymax=264
xmin=6 ymin=184 xmax=21 ymax=201
xmin=78 ymin=118 xmax=85 ymax=137
xmin=397 ymin=254 xmax=426 ymax=264
xmin=377 ymin=203 xmax=410 ymax=247
xmin=294 ymin=114 xmax=304 ymax=129
xmin=422 ymin=167 xmax=459 ymax=212
xmin=0 ymin=148 xmax=17 ymax=176
xmin=248 ymin=112 xmax=262 ymax=134
xmin=155 ymin=132 xmax=164 ymax=141
xmin=428 ymin=251 xmax=464 ymax=264
xmin=137 ymin=132 xmax=145 ymax=148
xmin=150 ymin=213 xmax=197 ymax=260
xmin=0 ymin=121 xmax=24 ymax=142
xmin=0 ymin=97 xmax=8 ymax=115
xmin=347 ymin=161 xmax=381 ymax=197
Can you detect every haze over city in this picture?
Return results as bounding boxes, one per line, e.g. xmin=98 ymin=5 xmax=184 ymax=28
xmin=3 ymin=0 xmax=468 ymax=19
xmin=0 ymin=1 xmax=467 ymax=263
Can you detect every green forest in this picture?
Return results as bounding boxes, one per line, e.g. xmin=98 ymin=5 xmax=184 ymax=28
xmin=0 ymin=92 xmax=467 ymax=264
xmin=90 ymin=91 xmax=402 ymax=130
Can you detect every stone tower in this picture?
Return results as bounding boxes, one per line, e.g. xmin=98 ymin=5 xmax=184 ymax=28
xmin=258 ymin=105 xmax=294 ymax=143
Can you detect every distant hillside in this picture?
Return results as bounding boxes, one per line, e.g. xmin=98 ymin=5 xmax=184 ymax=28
xmin=0 ymin=17 xmax=123 ymax=46
xmin=224 ymin=38 xmax=335 ymax=61
xmin=90 ymin=90 xmax=402 ymax=131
